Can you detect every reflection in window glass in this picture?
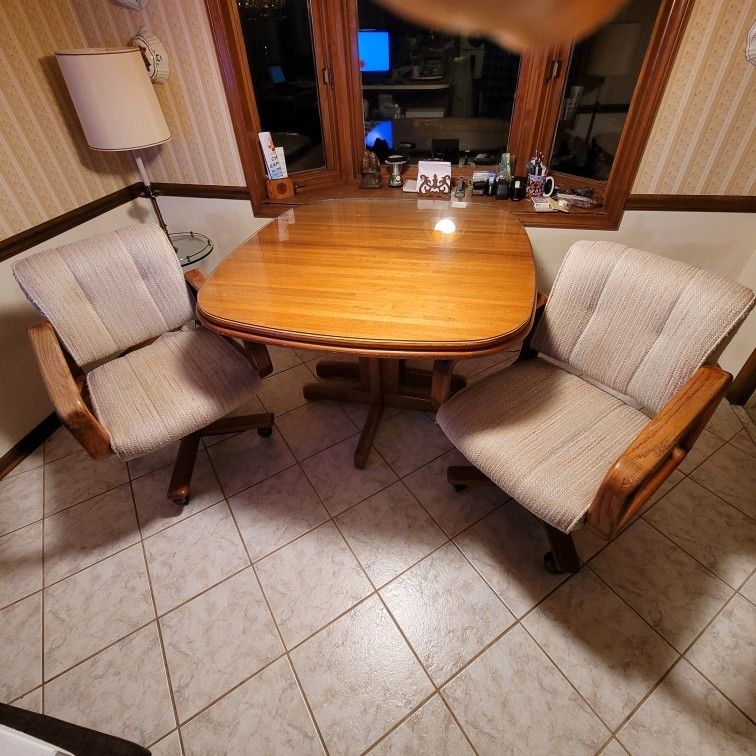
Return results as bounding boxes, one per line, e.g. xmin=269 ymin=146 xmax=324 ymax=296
xmin=550 ymin=0 xmax=660 ymax=181
xmin=236 ymin=0 xmax=325 ymax=173
xmin=357 ymin=1 xmax=519 ymax=166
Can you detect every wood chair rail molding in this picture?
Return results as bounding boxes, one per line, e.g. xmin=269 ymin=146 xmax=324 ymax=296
xmin=586 ymin=363 xmax=731 ymax=538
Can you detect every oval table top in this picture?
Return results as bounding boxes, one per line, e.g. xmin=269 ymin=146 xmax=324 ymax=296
xmin=197 ymin=199 xmax=536 ymax=357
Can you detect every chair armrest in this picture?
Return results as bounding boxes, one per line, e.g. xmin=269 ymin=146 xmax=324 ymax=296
xmin=27 ymin=321 xmax=111 ymax=460
xmin=586 ymin=364 xmax=731 ymax=538
xmin=516 ymin=291 xmax=548 ymax=362
xmin=185 ymin=269 xmax=207 ymax=293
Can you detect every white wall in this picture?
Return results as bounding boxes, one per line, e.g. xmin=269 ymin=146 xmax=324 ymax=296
xmin=1 ymin=200 xmax=753 ymax=457
xmin=527 ymin=210 xmax=756 ymax=376
xmin=0 ymin=196 xmax=266 ymax=458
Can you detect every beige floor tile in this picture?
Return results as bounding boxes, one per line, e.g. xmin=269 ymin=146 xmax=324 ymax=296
xmin=256 ymin=521 xmax=372 ymax=648
xmin=598 ymin=739 xmax=628 ymax=755
xmin=268 ymin=344 xmax=303 ymax=375
xmin=301 ymin=436 xmax=397 ymax=516
xmin=740 ymin=571 xmax=756 ymax=603
xmin=591 ymin=519 xmax=732 ymax=651
xmin=639 ymin=468 xmax=685 ymax=515
xmin=618 ymin=660 xmax=755 ymax=755
xmin=44 ymin=623 xmax=175 ymax=747
xmin=706 ymin=401 xmax=743 ymax=441
xmin=729 ymin=428 xmax=756 ymax=457
xmin=295 ymin=348 xmax=329 ymax=363
xmin=0 ymin=593 xmax=42 ymax=702
xmin=150 ymin=730 xmax=182 ymax=756
xmin=686 ymin=595 xmax=755 ymax=720
xmin=11 ymin=687 xmax=43 ymax=714
xmin=403 ymin=450 xmax=506 ymax=537
xmin=523 ymin=570 xmax=677 ymax=729
xmin=0 ymin=466 xmax=43 ymax=537
xmin=44 ymin=544 xmax=154 ymax=680
xmin=454 ymin=505 xmax=565 ymax=618
xmin=336 ymin=481 xmax=446 ymax=587
xmin=644 ymin=477 xmax=756 ymax=588
xmin=44 ymin=450 xmax=129 ymax=515
xmin=207 ymin=428 xmax=296 ymax=498
xmin=144 ymin=501 xmax=249 ymax=614
xmin=276 ymin=402 xmax=358 ymax=460
xmin=44 ymin=427 xmax=81 ymax=464
xmin=161 ymin=568 xmax=283 ymax=721
xmin=181 ymin=656 xmax=323 ymax=756
xmin=44 ymin=484 xmax=139 ymax=585
xmin=442 ymin=625 xmax=609 ymax=756
xmin=339 ymin=402 xmax=401 ymax=428
xmin=229 ymin=465 xmax=328 ymax=561
xmin=373 ymin=412 xmax=452 ymax=477
xmin=6 ymin=447 xmax=44 ymax=480
xmin=127 ymin=441 xmax=181 ymax=480
xmin=132 ymin=451 xmax=225 ymax=539
xmin=0 ymin=521 xmax=43 ymax=608
xmin=370 ymin=695 xmax=473 ymax=755
xmin=257 ymin=363 xmax=314 ymax=415
xmin=381 ymin=542 xmax=514 ymax=685
xmin=690 ymin=443 xmax=756 ymax=519
xmin=677 ymin=429 xmax=725 ymax=474
xmin=290 ymin=595 xmax=433 ymax=755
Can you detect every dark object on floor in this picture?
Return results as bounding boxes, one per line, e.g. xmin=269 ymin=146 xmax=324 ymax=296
xmin=0 ymin=703 xmax=149 ymax=756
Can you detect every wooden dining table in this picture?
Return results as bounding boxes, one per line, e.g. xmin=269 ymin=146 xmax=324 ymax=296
xmin=197 ymin=198 xmax=536 ymax=467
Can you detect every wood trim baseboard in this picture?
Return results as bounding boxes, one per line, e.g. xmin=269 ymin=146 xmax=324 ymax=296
xmin=626 ymin=194 xmax=756 ymax=212
xmin=0 ymin=413 xmax=60 ymax=481
xmin=152 ymin=183 xmax=250 ymax=200
xmin=0 ymin=184 xmax=142 ymax=263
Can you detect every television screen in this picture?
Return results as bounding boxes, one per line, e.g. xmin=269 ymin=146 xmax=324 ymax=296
xmin=358 ymin=31 xmax=390 ymax=73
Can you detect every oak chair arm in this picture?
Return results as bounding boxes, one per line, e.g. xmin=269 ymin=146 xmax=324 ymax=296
xmin=586 ymin=364 xmax=731 ymax=538
xmin=185 ymin=270 xmax=274 ymax=378
xmin=27 ymin=321 xmax=111 ymax=460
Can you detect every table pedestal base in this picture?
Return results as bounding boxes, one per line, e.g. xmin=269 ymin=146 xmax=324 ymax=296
xmin=303 ymin=358 xmax=466 ymax=468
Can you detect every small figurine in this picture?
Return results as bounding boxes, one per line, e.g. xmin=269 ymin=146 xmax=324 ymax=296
xmin=359 ymin=149 xmax=382 ymax=189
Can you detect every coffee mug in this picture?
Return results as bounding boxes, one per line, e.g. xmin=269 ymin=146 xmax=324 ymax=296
xmin=526 ymin=174 xmax=555 ymax=199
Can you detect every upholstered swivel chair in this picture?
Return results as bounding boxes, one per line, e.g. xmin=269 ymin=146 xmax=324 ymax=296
xmin=14 ymin=224 xmax=275 ymax=505
xmin=437 ymin=241 xmax=755 ymax=573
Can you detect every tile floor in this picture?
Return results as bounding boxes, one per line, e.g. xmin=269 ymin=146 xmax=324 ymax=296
xmin=1 ymin=346 xmax=755 ymax=755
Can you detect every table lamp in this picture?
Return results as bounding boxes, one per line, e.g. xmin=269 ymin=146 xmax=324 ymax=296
xmin=55 ymin=47 xmax=172 ymax=237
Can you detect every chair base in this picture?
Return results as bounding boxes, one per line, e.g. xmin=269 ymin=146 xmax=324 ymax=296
xmin=166 ymin=411 xmax=274 ymax=505
xmin=447 ymin=464 xmax=581 ymax=574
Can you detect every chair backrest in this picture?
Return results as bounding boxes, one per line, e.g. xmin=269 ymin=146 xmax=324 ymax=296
xmin=14 ymin=224 xmax=194 ymax=369
xmin=531 ymin=240 xmax=755 ymax=413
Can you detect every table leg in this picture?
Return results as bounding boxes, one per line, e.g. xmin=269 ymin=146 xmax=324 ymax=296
xmin=302 ymin=356 xmax=467 ymax=468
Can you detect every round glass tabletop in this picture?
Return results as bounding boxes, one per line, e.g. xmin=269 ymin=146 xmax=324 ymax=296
xmin=169 ymin=231 xmax=213 ymax=267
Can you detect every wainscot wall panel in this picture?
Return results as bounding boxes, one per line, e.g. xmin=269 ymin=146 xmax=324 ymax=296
xmin=633 ymin=0 xmax=756 ymax=195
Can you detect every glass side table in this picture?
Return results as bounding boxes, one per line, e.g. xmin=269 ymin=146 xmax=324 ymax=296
xmin=169 ymin=231 xmax=213 ymax=267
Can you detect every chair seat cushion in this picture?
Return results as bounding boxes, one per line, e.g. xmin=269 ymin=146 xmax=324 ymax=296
xmin=87 ymin=329 xmax=261 ymax=461
xmin=436 ymin=358 xmax=649 ymax=532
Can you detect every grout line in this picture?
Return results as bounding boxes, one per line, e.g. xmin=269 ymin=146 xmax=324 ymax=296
xmin=40 ymin=453 xmax=46 ymax=715
xmin=127 ymin=478 xmax=184 ymax=750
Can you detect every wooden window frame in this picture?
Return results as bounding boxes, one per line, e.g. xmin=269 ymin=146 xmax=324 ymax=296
xmin=205 ymin=0 xmax=693 ymax=229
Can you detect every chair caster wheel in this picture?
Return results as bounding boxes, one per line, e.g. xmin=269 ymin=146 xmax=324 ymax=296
xmin=543 ymin=551 xmax=564 ymax=574
xmin=170 ymin=496 xmax=190 ymax=507
xmin=257 ymin=426 xmax=273 ymax=438
xmin=453 ymin=484 xmax=467 ymax=493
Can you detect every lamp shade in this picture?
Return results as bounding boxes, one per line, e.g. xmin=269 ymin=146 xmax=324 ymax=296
xmin=56 ymin=47 xmax=170 ymax=151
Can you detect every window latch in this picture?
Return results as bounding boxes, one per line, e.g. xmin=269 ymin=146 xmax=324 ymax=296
xmin=547 ymin=59 xmax=561 ymax=81
xmin=322 ymin=66 xmax=333 ymax=87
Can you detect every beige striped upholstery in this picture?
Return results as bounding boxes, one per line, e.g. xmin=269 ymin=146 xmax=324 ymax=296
xmin=437 ymin=359 xmax=648 ymax=532
xmin=87 ymin=329 xmax=260 ymax=461
xmin=531 ymin=241 xmax=755 ymax=413
xmin=438 ymin=241 xmax=754 ymax=532
xmin=13 ymin=224 xmax=194 ymax=369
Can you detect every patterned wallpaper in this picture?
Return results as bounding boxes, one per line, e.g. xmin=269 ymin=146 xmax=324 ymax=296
xmin=0 ymin=0 xmax=133 ymax=240
xmin=633 ymin=0 xmax=756 ymax=195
